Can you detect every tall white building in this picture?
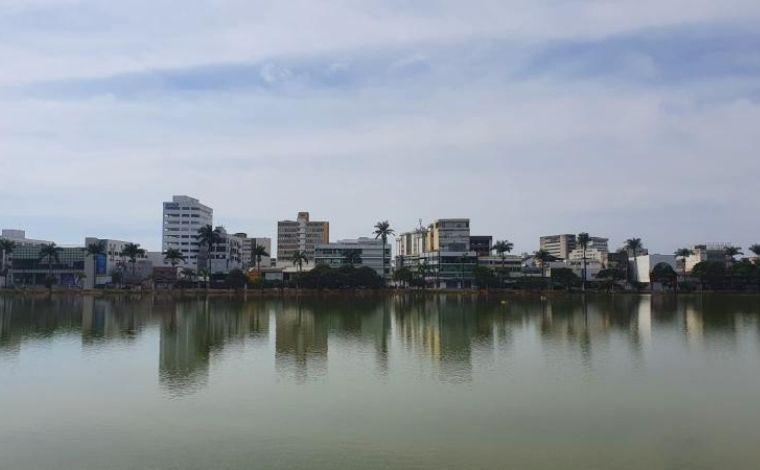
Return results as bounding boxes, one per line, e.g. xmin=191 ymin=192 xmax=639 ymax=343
xmin=162 ymin=195 xmax=213 ymax=269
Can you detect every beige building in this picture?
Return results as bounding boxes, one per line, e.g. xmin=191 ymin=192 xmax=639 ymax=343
xmin=539 ymin=234 xmax=576 ymax=260
xmin=277 ymin=212 xmax=329 ymax=262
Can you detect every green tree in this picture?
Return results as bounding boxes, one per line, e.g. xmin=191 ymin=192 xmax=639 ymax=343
xmin=120 ymin=242 xmax=145 ymax=277
xmin=85 ymin=240 xmax=106 ymax=289
xmin=473 ymin=265 xmax=497 ymax=289
xmin=342 ymin=249 xmax=362 ymax=265
xmin=750 ymin=244 xmax=760 ymax=264
xmin=291 ymin=250 xmax=309 ymax=289
xmin=551 ymin=267 xmax=579 ymax=290
xmin=393 ymin=267 xmax=413 ymax=288
xmin=691 ymin=261 xmax=727 ymax=291
xmin=724 ymin=245 xmax=743 ymax=266
xmin=597 ymin=268 xmax=626 ymax=292
xmin=492 ymin=240 xmax=514 ymax=287
xmin=651 ymin=262 xmax=678 ymax=290
xmin=226 ymin=269 xmax=249 ymax=289
xmin=577 ymin=232 xmax=590 ymax=291
xmin=197 ymin=224 xmax=222 ymax=285
xmin=38 ymin=243 xmax=63 ymax=287
xmin=373 ymin=220 xmax=394 ymax=283
xmin=163 ymin=248 xmax=186 ymax=267
xmin=253 ymin=243 xmax=269 ymax=272
xmin=533 ymin=249 xmax=554 ymax=288
xmin=674 ymin=248 xmax=693 ymax=282
xmin=0 ymin=238 xmax=17 ymax=287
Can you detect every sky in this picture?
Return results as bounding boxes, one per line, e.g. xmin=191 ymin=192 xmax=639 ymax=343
xmin=1 ymin=0 xmax=759 ymax=254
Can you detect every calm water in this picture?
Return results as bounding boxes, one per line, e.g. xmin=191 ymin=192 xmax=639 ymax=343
xmin=2 ymin=294 xmax=760 ymax=469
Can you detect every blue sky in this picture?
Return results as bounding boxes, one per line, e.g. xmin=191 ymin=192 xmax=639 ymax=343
xmin=1 ymin=0 xmax=760 ymax=253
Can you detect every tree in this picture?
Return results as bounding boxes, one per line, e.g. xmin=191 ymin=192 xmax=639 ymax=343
xmin=551 ymin=268 xmax=579 ymax=290
xmin=163 ymin=248 xmax=186 ymax=267
xmin=342 ymin=249 xmax=362 ymax=265
xmin=533 ymin=249 xmax=554 ymax=288
xmin=415 ymin=261 xmax=430 ymax=289
xmin=291 ymin=250 xmax=309 ymax=289
xmin=651 ymin=262 xmax=678 ymax=290
xmin=85 ymin=240 xmax=106 ymax=289
xmin=197 ymin=224 xmax=222 ymax=286
xmin=750 ymin=244 xmax=760 ymax=264
xmin=724 ymin=246 xmax=743 ymax=267
xmin=373 ymin=220 xmax=394 ymax=283
xmin=393 ymin=267 xmax=413 ymax=288
xmin=597 ymin=268 xmax=626 ymax=292
xmin=473 ymin=265 xmax=497 ymax=289
xmin=625 ymin=238 xmax=643 ymax=282
xmin=674 ymin=248 xmax=693 ymax=282
xmin=0 ymin=238 xmax=17 ymax=288
xmin=492 ymin=240 xmax=514 ymax=287
xmin=38 ymin=243 xmax=63 ymax=287
xmin=120 ymin=242 xmax=145 ymax=277
xmin=577 ymin=232 xmax=590 ymax=291
xmin=226 ymin=269 xmax=249 ymax=289
xmin=253 ymin=243 xmax=269 ymax=272
xmin=691 ymin=261 xmax=726 ymax=291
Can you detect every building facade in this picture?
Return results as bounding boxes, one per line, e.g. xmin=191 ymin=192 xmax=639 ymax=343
xmin=684 ymin=243 xmax=731 ymax=272
xmin=469 ymin=236 xmax=493 ymax=257
xmin=277 ymin=212 xmax=329 ymax=263
xmin=314 ymin=238 xmax=390 ymax=276
xmin=540 ymin=234 xmax=577 ymax=260
xmin=83 ymin=237 xmax=147 ymax=288
xmin=162 ymin=195 xmax=213 ymax=269
xmin=396 ymin=219 xmax=477 ymax=288
xmin=199 ymin=227 xmax=243 ymax=274
xmin=235 ymin=233 xmax=272 ymax=270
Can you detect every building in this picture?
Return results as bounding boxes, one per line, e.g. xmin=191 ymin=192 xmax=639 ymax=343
xmin=469 ymin=236 xmax=493 ymax=257
xmin=630 ymin=254 xmax=677 ymax=284
xmin=477 ymin=255 xmax=523 ymax=277
xmin=199 ymin=227 xmax=243 ymax=274
xmin=162 ymin=195 xmax=213 ymax=269
xmin=1 ymin=231 xmax=85 ymax=287
xmin=83 ymin=237 xmax=147 ymax=288
xmin=277 ymin=212 xmax=329 ymax=263
xmin=539 ymin=234 xmax=576 ymax=260
xmin=395 ymin=219 xmax=477 ymax=288
xmin=314 ymin=238 xmax=391 ymax=277
xmin=684 ymin=243 xmax=731 ymax=272
xmin=235 ymin=233 xmax=272 ymax=270
xmin=1 ymin=229 xmax=52 ymax=247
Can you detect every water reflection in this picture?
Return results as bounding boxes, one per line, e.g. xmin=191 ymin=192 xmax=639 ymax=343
xmin=2 ymin=294 xmax=760 ymax=395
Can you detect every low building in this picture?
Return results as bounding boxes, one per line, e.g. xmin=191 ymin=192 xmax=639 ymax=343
xmin=684 ymin=243 xmax=731 ymax=272
xmin=7 ymin=244 xmax=85 ymax=287
xmin=469 ymin=236 xmax=493 ymax=257
xmin=83 ymin=237 xmax=148 ymax=288
xmin=477 ymin=255 xmax=523 ymax=277
xmin=314 ymin=238 xmax=391 ymax=277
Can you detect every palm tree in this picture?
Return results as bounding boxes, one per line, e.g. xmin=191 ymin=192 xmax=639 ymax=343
xmin=492 ymin=240 xmax=513 ymax=287
xmin=197 ymin=224 xmax=222 ymax=287
xmin=577 ymin=232 xmax=590 ymax=291
xmin=533 ymin=249 xmax=553 ymax=288
xmin=291 ymin=250 xmax=309 ymax=289
xmin=750 ymin=244 xmax=760 ymax=264
xmin=625 ymin=238 xmax=643 ymax=283
xmin=38 ymin=243 xmax=63 ymax=287
xmin=724 ymin=245 xmax=743 ymax=266
xmin=163 ymin=248 xmax=186 ymax=267
xmin=120 ymin=242 xmax=145 ymax=278
xmin=342 ymin=249 xmax=362 ymax=265
xmin=674 ymin=248 xmax=693 ymax=283
xmin=0 ymin=238 xmax=17 ymax=287
xmin=373 ymin=221 xmax=394 ymax=283
xmin=253 ymin=243 xmax=269 ymax=272
xmin=85 ymin=240 xmax=106 ymax=289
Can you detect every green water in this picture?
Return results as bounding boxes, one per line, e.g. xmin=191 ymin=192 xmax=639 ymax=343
xmin=1 ymin=294 xmax=760 ymax=469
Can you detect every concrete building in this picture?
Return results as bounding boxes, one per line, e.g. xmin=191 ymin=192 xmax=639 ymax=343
xmin=684 ymin=243 xmax=731 ymax=272
xmin=477 ymin=255 xmax=523 ymax=277
xmin=1 ymin=229 xmax=52 ymax=247
xmin=0 ymin=230 xmax=87 ymax=287
xmin=82 ymin=237 xmax=147 ymax=288
xmin=235 ymin=233 xmax=272 ymax=270
xmin=630 ymin=254 xmax=678 ymax=284
xmin=395 ymin=219 xmax=477 ymax=288
xmin=162 ymin=195 xmax=213 ymax=269
xmin=540 ymin=234 xmax=576 ymax=260
xmin=277 ymin=212 xmax=329 ymax=263
xmin=469 ymin=236 xmax=493 ymax=257
xmin=314 ymin=237 xmax=391 ymax=277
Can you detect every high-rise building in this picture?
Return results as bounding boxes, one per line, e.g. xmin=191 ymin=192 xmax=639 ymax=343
xmin=277 ymin=212 xmax=329 ymax=263
xmin=539 ymin=234 xmax=576 ymax=260
xmin=162 ymin=195 xmax=213 ymax=269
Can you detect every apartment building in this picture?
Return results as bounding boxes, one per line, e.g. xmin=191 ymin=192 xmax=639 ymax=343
xmin=277 ymin=212 xmax=329 ymax=262
xmin=235 ymin=233 xmax=272 ymax=270
xmin=162 ymin=195 xmax=213 ymax=269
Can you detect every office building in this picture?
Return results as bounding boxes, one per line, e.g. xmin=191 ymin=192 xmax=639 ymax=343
xmin=235 ymin=233 xmax=272 ymax=270
xmin=277 ymin=212 xmax=329 ymax=262
xmin=199 ymin=227 xmax=243 ymax=274
xmin=684 ymin=243 xmax=731 ymax=272
xmin=314 ymin=237 xmax=391 ymax=277
xmin=539 ymin=234 xmax=576 ymax=260
xmin=162 ymin=195 xmax=213 ymax=269
xmin=83 ymin=237 xmax=147 ymax=288
xmin=469 ymin=236 xmax=493 ymax=257
xmin=395 ymin=219 xmax=477 ymax=288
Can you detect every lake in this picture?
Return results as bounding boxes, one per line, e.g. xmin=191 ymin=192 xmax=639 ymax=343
xmin=1 ymin=294 xmax=760 ymax=469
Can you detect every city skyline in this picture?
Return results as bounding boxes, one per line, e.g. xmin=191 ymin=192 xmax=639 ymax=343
xmin=2 ymin=1 xmax=760 ymax=254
